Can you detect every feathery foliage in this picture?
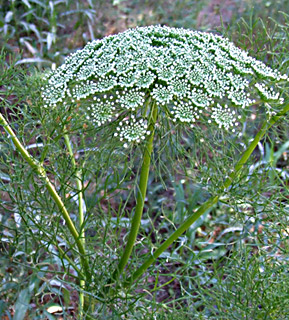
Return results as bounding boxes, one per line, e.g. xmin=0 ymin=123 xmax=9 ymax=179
xmin=1 ymin=16 xmax=289 ymax=319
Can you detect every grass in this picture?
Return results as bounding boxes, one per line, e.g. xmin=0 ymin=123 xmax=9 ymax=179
xmin=0 ymin=1 xmax=289 ymax=319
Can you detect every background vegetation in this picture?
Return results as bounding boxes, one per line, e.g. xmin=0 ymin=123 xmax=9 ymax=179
xmin=0 ymin=0 xmax=289 ymax=319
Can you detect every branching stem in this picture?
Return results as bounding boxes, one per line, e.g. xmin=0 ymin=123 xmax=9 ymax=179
xmin=112 ymin=101 xmax=158 ymax=281
xmin=0 ymin=112 xmax=91 ymax=283
xmin=63 ymin=133 xmax=86 ymax=246
xmin=125 ymin=101 xmax=289 ymax=285
xmin=63 ymin=132 xmax=87 ymax=316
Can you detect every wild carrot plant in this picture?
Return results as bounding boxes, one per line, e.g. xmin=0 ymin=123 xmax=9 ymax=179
xmin=0 ymin=26 xmax=288 ymax=318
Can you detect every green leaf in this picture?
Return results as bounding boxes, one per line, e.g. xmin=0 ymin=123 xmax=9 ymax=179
xmin=13 ymin=288 xmax=31 ymax=320
xmin=0 ymin=169 xmax=10 ymax=182
xmin=62 ymin=287 xmax=70 ymax=306
xmin=274 ymin=140 xmax=289 ymax=161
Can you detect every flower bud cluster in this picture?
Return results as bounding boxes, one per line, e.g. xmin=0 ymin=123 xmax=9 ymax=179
xmin=42 ymin=25 xmax=288 ymax=145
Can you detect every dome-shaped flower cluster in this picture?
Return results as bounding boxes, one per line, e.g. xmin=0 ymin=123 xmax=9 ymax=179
xmin=41 ymin=25 xmax=288 ymax=146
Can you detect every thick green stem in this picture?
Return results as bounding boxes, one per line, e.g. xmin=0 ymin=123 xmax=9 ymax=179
xmin=63 ymin=133 xmax=86 ymax=317
xmin=223 ymin=104 xmax=289 ymax=189
xmin=125 ymin=101 xmax=289 ymax=285
xmin=127 ymin=196 xmax=219 ymax=285
xmin=0 ymin=113 xmax=91 ymax=282
xmin=112 ymin=101 xmax=158 ymax=281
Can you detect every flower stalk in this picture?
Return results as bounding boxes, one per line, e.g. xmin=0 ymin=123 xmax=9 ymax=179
xmin=0 ymin=112 xmax=91 ymax=283
xmin=63 ymin=132 xmax=87 ymax=316
xmin=112 ymin=101 xmax=158 ymax=281
xmin=38 ymin=24 xmax=289 ymax=313
xmin=124 ymin=100 xmax=289 ymax=286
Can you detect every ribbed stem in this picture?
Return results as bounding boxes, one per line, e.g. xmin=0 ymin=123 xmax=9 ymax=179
xmin=112 ymin=101 xmax=158 ymax=281
xmin=125 ymin=101 xmax=289 ymax=285
xmin=63 ymin=134 xmax=86 ymax=247
xmin=0 ymin=113 xmax=91 ymax=283
xmin=63 ymin=133 xmax=87 ymax=317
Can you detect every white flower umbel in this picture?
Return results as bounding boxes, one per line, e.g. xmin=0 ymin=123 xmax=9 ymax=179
xmin=169 ymin=79 xmax=191 ymax=98
xmin=118 ymin=70 xmax=140 ymax=88
xmin=114 ymin=116 xmax=150 ymax=148
xmin=135 ymin=71 xmax=156 ymax=89
xmin=41 ymin=85 xmax=66 ymax=107
xmin=87 ymin=96 xmax=116 ymax=126
xmin=171 ymin=101 xmax=202 ymax=127
xmin=151 ymin=84 xmax=174 ymax=105
xmin=252 ymin=60 xmax=288 ymax=80
xmin=255 ymin=83 xmax=282 ymax=102
xmin=189 ymin=89 xmax=212 ymax=108
xmin=42 ymin=25 xmax=288 ymax=145
xmin=95 ymin=75 xmax=117 ymax=93
xmin=70 ymin=81 xmax=98 ymax=100
xmin=228 ymin=90 xmax=254 ymax=108
xmin=116 ymin=88 xmax=145 ymax=111
xmin=210 ymin=104 xmax=241 ymax=132
xmin=157 ymin=67 xmax=176 ymax=81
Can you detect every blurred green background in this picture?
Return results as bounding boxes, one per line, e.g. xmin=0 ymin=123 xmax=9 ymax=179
xmin=1 ymin=0 xmax=288 ymax=66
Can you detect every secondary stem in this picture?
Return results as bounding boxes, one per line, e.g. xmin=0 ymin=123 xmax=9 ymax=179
xmin=0 ymin=112 xmax=91 ymax=282
xmin=125 ymin=101 xmax=289 ymax=285
xmin=112 ymin=101 xmax=158 ymax=281
xmin=63 ymin=134 xmax=86 ymax=247
xmin=63 ymin=133 xmax=87 ymax=316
